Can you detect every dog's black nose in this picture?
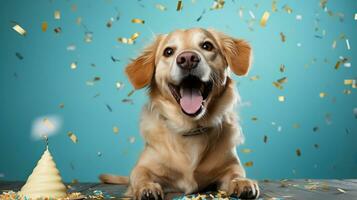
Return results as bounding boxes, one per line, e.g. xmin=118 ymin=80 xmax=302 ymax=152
xmin=176 ymin=51 xmax=200 ymax=70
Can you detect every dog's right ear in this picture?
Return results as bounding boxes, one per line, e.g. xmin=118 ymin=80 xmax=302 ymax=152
xmin=125 ymin=35 xmax=163 ymax=89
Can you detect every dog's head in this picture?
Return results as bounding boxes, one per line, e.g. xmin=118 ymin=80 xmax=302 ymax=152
xmin=126 ymin=28 xmax=252 ymax=119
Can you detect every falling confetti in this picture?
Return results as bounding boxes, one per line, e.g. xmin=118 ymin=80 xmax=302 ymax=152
xmin=176 ymin=0 xmax=183 ymax=11
xmin=244 ymin=161 xmax=253 ymax=167
xmin=66 ymin=44 xmax=76 ymax=51
xmin=277 ymin=77 xmax=288 ymax=84
xmin=41 ymin=21 xmax=48 ymax=32
xmin=54 ymin=27 xmax=62 ymax=33
xmin=260 ymin=11 xmax=270 ymax=27
xmin=67 ymin=131 xmax=78 ymax=143
xmin=86 ymin=76 xmax=101 ymax=86
xmin=59 ymin=103 xmax=64 ymax=109
xmin=111 ymin=56 xmax=120 ymax=62
xmin=127 ymin=90 xmax=135 ymax=97
xmin=115 ymin=81 xmax=124 ymax=90
xmin=249 ymin=75 xmax=260 ymax=81
xmin=296 ymin=149 xmax=301 ymax=157
xmin=337 ymin=188 xmax=346 ymax=193
xmin=296 ymin=15 xmax=302 ymax=20
xmin=84 ymin=32 xmax=93 ymax=43
xmin=15 ymin=52 xmax=23 ymax=60
xmin=272 ymin=0 xmax=277 ymax=12
xmin=105 ymin=104 xmax=113 ymax=112
xmin=128 ymin=136 xmax=136 ymax=143
xmin=345 ymin=39 xmax=350 ymax=50
xmin=196 ymin=9 xmax=206 ymax=21
xmin=70 ymin=62 xmax=77 ymax=70
xmin=113 ymin=126 xmax=119 ymax=134
xmin=12 ymin=24 xmax=26 ymax=36
xmin=314 ymin=144 xmax=319 ymax=149
xmin=97 ymin=152 xmax=102 ymax=157
xmin=263 ymin=135 xmax=268 ymax=143
xmin=248 ymin=10 xmax=255 ymax=19
xmin=278 ymin=96 xmax=285 ymax=102
xmin=54 ymin=10 xmax=61 ymax=20
xmin=283 ymin=5 xmax=293 ymax=14
xmin=313 ymin=126 xmax=319 ymax=132
xmin=122 ymin=98 xmax=134 ymax=104
xmin=319 ymin=92 xmax=327 ymax=98
xmin=131 ymin=18 xmax=145 ymax=24
xmin=251 ymin=117 xmax=258 ymax=121
xmin=280 ymin=64 xmax=286 ymax=72
xmin=211 ymin=0 xmax=225 ymax=10
xmin=280 ymin=32 xmax=286 ymax=42
xmin=241 ymin=148 xmax=253 ymax=154
xmin=155 ymin=3 xmax=167 ymax=11
xmin=353 ymin=108 xmax=357 ymax=118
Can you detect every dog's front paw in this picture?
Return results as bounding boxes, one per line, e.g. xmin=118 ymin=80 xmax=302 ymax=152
xmin=134 ymin=182 xmax=164 ymax=200
xmin=228 ymin=178 xmax=259 ymax=199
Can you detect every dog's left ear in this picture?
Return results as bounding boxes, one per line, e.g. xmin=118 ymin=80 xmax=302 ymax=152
xmin=210 ymin=30 xmax=252 ymax=76
xmin=125 ymin=35 xmax=163 ymax=89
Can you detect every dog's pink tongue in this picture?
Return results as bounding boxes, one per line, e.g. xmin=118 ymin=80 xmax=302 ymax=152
xmin=180 ymin=88 xmax=203 ymax=114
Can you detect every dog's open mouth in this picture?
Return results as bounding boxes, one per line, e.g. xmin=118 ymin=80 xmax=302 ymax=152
xmin=169 ymin=76 xmax=213 ymax=117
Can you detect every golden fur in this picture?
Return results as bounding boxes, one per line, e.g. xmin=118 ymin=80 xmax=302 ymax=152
xmin=100 ymin=28 xmax=259 ymax=200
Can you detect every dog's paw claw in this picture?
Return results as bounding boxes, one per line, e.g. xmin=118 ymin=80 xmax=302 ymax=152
xmin=136 ymin=182 xmax=164 ymax=200
xmin=228 ymin=178 xmax=260 ymax=199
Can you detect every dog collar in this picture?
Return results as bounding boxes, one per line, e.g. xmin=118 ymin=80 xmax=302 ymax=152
xmin=182 ymin=126 xmax=212 ymax=137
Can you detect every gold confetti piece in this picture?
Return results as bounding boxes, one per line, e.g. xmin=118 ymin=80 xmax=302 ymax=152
xmin=273 ymin=82 xmax=283 ymax=90
xmin=176 ymin=0 xmax=183 ymax=11
xmin=260 ymin=11 xmax=270 ymax=27
xmin=131 ymin=18 xmax=145 ymax=24
xmin=130 ymin=32 xmax=140 ymax=40
xmin=337 ymin=188 xmax=346 ymax=193
xmin=343 ymin=89 xmax=352 ymax=95
xmin=278 ymin=96 xmax=285 ymax=102
xmin=280 ymin=32 xmax=286 ymax=42
xmin=296 ymin=149 xmax=301 ymax=157
xmin=263 ymin=135 xmax=268 ymax=143
xmin=280 ymin=64 xmax=286 ymax=72
xmin=70 ymin=62 xmax=77 ymax=70
xmin=84 ymin=32 xmax=93 ymax=43
xmin=344 ymin=79 xmax=354 ymax=85
xmin=12 ymin=24 xmax=26 ymax=36
xmin=241 ymin=148 xmax=253 ymax=153
xmin=211 ymin=0 xmax=225 ymax=10
xmin=319 ymin=92 xmax=327 ymax=98
xmin=251 ymin=117 xmax=258 ymax=121
xmin=249 ymin=75 xmax=260 ymax=81
xmin=345 ymin=39 xmax=350 ymax=50
xmin=155 ymin=3 xmax=167 ymax=11
xmin=41 ymin=21 xmax=48 ymax=32
xmin=113 ymin=126 xmax=119 ymax=134
xmin=54 ymin=10 xmax=61 ymax=20
xmin=272 ymin=0 xmax=277 ymax=12
xmin=244 ymin=161 xmax=253 ymax=167
xmin=335 ymin=60 xmax=341 ymax=70
xmin=277 ymin=77 xmax=287 ymax=84
xmin=59 ymin=103 xmax=64 ymax=109
xmin=283 ymin=5 xmax=293 ymax=14
xmin=67 ymin=131 xmax=78 ymax=143
xmin=127 ymin=89 xmax=135 ymax=97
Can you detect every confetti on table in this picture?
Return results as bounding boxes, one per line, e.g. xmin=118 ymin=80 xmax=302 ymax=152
xmin=131 ymin=18 xmax=145 ymax=24
xmin=15 ymin=52 xmax=23 ymax=60
xmin=296 ymin=149 xmax=301 ymax=157
xmin=176 ymin=0 xmax=183 ymax=11
xmin=12 ymin=24 xmax=26 ymax=36
xmin=70 ymin=62 xmax=77 ymax=70
xmin=260 ymin=11 xmax=270 ymax=27
xmin=244 ymin=161 xmax=253 ymax=167
xmin=211 ymin=0 xmax=225 ymax=10
xmin=54 ymin=10 xmax=61 ymax=20
xmin=67 ymin=131 xmax=78 ymax=143
xmin=319 ymin=92 xmax=327 ymax=98
xmin=280 ymin=32 xmax=286 ymax=42
xmin=113 ymin=126 xmax=119 ymax=134
xmin=155 ymin=3 xmax=167 ymax=11
xmin=278 ymin=96 xmax=285 ymax=102
xmin=263 ymin=135 xmax=268 ymax=143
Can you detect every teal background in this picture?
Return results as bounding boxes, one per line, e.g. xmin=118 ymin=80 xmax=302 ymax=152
xmin=0 ymin=0 xmax=356 ymax=182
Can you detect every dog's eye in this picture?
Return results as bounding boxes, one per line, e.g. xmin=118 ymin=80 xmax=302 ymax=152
xmin=201 ymin=41 xmax=214 ymax=51
xmin=163 ymin=47 xmax=174 ymax=57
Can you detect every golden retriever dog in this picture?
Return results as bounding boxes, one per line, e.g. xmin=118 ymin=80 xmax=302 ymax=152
xmin=100 ymin=28 xmax=259 ymax=200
